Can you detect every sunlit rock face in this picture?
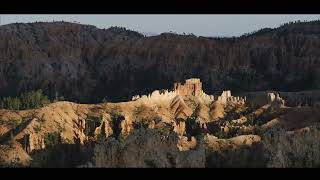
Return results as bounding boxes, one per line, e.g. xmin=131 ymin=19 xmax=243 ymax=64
xmin=174 ymin=78 xmax=202 ymax=97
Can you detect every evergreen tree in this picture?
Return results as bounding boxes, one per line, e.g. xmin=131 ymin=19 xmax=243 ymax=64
xmin=0 ymin=89 xmax=50 ymax=110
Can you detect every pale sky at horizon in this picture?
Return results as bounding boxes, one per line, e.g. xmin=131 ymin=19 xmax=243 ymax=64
xmin=1 ymin=15 xmax=320 ymax=37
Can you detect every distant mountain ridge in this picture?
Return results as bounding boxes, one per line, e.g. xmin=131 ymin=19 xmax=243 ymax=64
xmin=141 ymin=32 xmax=159 ymax=37
xmin=0 ymin=21 xmax=319 ymax=103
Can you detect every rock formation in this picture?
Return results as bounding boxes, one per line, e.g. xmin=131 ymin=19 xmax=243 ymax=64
xmin=170 ymin=95 xmax=193 ymax=120
xmin=204 ymin=134 xmax=261 ymax=151
xmin=178 ymin=136 xmax=197 ymax=151
xmin=243 ymin=91 xmax=285 ymax=108
xmin=209 ymin=101 xmax=225 ymax=121
xmin=269 ymin=93 xmax=285 ymax=109
xmin=174 ymin=78 xmax=202 ymax=97
xmin=216 ymin=90 xmax=246 ymax=105
xmin=1 ymin=77 xmax=320 ymax=167
xmin=196 ymin=104 xmax=210 ymax=121
xmin=21 ymin=133 xmax=45 ymax=154
xmin=120 ymin=117 xmax=134 ymax=138
xmin=132 ymin=78 xmax=205 ymax=103
xmin=94 ymin=113 xmax=113 ymax=140
xmin=132 ymin=89 xmax=178 ymax=105
xmin=0 ymin=141 xmax=32 ymax=167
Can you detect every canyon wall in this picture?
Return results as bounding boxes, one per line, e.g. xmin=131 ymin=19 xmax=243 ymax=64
xmin=0 ymin=21 xmax=320 ymax=102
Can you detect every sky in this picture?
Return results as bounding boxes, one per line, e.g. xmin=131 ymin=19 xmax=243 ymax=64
xmin=1 ymin=15 xmax=320 ymax=37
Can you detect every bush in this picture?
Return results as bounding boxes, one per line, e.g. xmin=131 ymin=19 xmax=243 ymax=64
xmin=132 ymin=104 xmax=160 ymax=129
xmin=212 ymin=130 xmax=226 ymax=139
xmin=106 ymin=106 xmax=122 ymax=122
xmin=206 ymin=144 xmax=265 ymax=168
xmin=0 ymin=97 xmax=21 ymax=110
xmin=105 ymin=106 xmax=123 ymax=132
xmin=102 ymin=97 xmax=108 ymax=103
xmin=7 ymin=118 xmax=21 ymax=128
xmin=95 ymin=121 xmax=107 ymax=143
xmin=84 ymin=115 xmax=103 ymax=137
xmin=53 ymin=96 xmax=65 ymax=102
xmin=184 ymin=96 xmax=198 ymax=111
xmin=245 ymin=115 xmax=255 ymax=126
xmin=262 ymin=125 xmax=320 ymax=167
xmin=20 ymin=89 xmax=50 ymax=109
xmin=33 ymin=124 xmax=41 ymax=133
xmin=132 ymin=104 xmax=148 ymax=118
xmin=155 ymin=123 xmax=171 ymax=138
xmin=226 ymin=126 xmax=241 ymax=138
xmin=0 ymin=89 xmax=50 ymax=110
xmin=44 ymin=132 xmax=62 ymax=147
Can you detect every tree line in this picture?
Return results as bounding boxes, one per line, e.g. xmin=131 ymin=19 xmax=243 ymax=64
xmin=0 ymin=89 xmax=64 ymax=110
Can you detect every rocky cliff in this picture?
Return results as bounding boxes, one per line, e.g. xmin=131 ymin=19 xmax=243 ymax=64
xmin=0 ymin=21 xmax=320 ymax=102
xmin=2 ymin=78 xmax=320 ymax=167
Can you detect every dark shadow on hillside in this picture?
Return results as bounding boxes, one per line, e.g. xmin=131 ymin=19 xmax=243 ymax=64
xmin=205 ymin=143 xmax=266 ymax=168
xmin=0 ymin=117 xmax=34 ymax=144
xmin=29 ymin=142 xmax=95 ymax=168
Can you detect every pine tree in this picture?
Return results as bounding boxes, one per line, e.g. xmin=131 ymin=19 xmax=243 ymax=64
xmin=0 ymin=89 xmax=50 ymax=110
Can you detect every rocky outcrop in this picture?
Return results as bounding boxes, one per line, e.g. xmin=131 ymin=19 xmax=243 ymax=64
xmin=74 ymin=118 xmax=87 ymax=144
xmin=94 ymin=113 xmax=113 ymax=140
xmin=21 ymin=133 xmax=45 ymax=154
xmin=217 ymin=90 xmax=246 ymax=105
xmin=243 ymin=90 xmax=320 ymax=108
xmin=174 ymin=78 xmax=202 ymax=97
xmin=1 ymin=75 xmax=320 ymax=167
xmin=0 ymin=21 xmax=320 ymax=103
xmin=132 ymin=78 xmax=206 ymax=104
xmin=170 ymin=95 xmax=193 ymax=120
xmin=177 ymin=136 xmax=197 ymax=151
xmin=132 ymin=89 xmax=178 ymax=105
xmin=243 ymin=91 xmax=284 ymax=107
xmin=204 ymin=134 xmax=261 ymax=151
xmin=173 ymin=120 xmax=186 ymax=136
xmin=120 ymin=117 xmax=134 ymax=138
xmin=0 ymin=141 xmax=32 ymax=167
xmin=209 ymin=101 xmax=225 ymax=121
xmin=196 ymin=104 xmax=210 ymax=121
xmin=270 ymin=93 xmax=285 ymax=110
